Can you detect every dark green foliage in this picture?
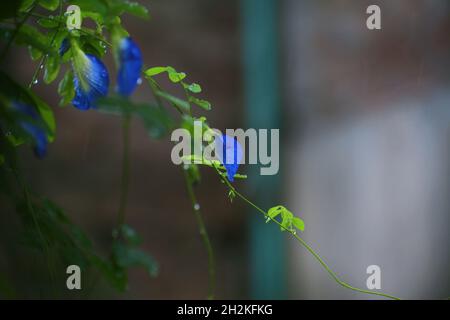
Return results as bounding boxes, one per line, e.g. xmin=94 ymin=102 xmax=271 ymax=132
xmin=0 ymin=0 xmax=159 ymax=297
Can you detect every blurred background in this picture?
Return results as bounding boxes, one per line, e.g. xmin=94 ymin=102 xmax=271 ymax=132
xmin=0 ymin=0 xmax=449 ymax=299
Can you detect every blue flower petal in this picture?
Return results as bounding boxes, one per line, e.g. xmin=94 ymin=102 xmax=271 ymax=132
xmin=215 ymin=134 xmax=243 ymax=182
xmin=116 ymin=37 xmax=142 ymax=96
xmin=13 ymin=102 xmax=48 ymax=158
xmin=59 ymin=38 xmax=70 ymax=56
xmin=72 ymin=54 xmax=109 ymax=110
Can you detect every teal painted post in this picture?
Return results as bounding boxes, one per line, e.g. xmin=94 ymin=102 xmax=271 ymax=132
xmin=241 ymin=0 xmax=286 ymax=299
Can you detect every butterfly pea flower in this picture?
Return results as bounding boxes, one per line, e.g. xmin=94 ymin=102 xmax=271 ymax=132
xmin=59 ymin=38 xmax=70 ymax=56
xmin=116 ymin=37 xmax=143 ymax=96
xmin=70 ymin=40 xmax=109 ymax=110
xmin=13 ymin=102 xmax=48 ymax=158
xmin=215 ymin=134 xmax=243 ymax=182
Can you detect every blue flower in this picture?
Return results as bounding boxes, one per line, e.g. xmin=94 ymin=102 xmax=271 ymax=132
xmin=59 ymin=38 xmax=70 ymax=56
xmin=13 ymin=102 xmax=48 ymax=158
xmin=72 ymin=53 xmax=109 ymax=110
xmin=215 ymin=134 xmax=242 ymax=182
xmin=116 ymin=37 xmax=142 ymax=96
xmin=70 ymin=40 xmax=109 ymax=110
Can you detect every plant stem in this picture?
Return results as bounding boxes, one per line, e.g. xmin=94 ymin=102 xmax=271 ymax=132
xmin=148 ymin=76 xmax=215 ymax=298
xmin=29 ymin=2 xmax=64 ymax=88
xmin=183 ymin=168 xmax=216 ymax=300
xmin=180 ymin=81 xmax=192 ymax=116
xmin=117 ymin=114 xmax=131 ymax=227
xmin=147 ymin=77 xmax=183 ymax=115
xmin=212 ymin=164 xmax=401 ymax=300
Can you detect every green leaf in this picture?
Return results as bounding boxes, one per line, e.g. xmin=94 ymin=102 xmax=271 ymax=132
xmin=28 ymin=46 xmax=42 ymax=61
xmin=82 ymin=11 xmax=104 ymax=27
xmin=37 ymin=17 xmax=60 ymax=28
xmin=189 ymin=96 xmax=211 ymax=110
xmin=0 ymin=72 xmax=55 ymax=143
xmin=118 ymin=1 xmax=149 ymax=19
xmin=267 ymin=206 xmax=283 ymax=220
xmin=292 ymin=217 xmax=305 ymax=232
xmin=71 ymin=0 xmax=108 ymax=16
xmin=58 ymin=70 xmax=75 ymax=106
xmin=43 ymin=54 xmax=60 ymax=84
xmin=119 ymin=225 xmax=142 ymax=246
xmin=19 ymin=0 xmax=35 ymax=12
xmin=80 ymin=34 xmax=107 ymax=57
xmin=136 ymin=105 xmax=173 ymax=139
xmin=97 ymin=97 xmax=173 ymax=138
xmin=38 ymin=0 xmax=59 ymax=11
xmin=145 ymin=66 xmax=187 ymax=83
xmin=16 ymin=25 xmax=56 ymax=56
xmin=267 ymin=205 xmax=304 ymax=232
xmin=155 ymin=91 xmax=190 ymax=112
xmin=112 ymin=242 xmax=158 ymax=278
xmin=90 ymin=255 xmax=127 ymax=291
xmin=168 ymin=70 xmax=186 ymax=83
xmin=280 ymin=209 xmax=293 ymax=232
xmin=144 ymin=66 xmax=168 ymax=77
xmin=28 ymin=91 xmax=56 ymax=142
xmin=184 ymin=83 xmax=202 ymax=94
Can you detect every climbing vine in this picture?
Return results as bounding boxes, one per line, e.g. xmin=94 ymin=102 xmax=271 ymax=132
xmin=0 ymin=0 xmax=411 ymax=300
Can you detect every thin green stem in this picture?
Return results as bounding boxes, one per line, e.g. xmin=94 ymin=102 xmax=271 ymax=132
xmin=29 ymin=1 xmax=64 ymax=88
xmin=290 ymin=232 xmax=400 ymax=300
xmin=148 ymin=77 xmax=215 ymax=298
xmin=147 ymin=77 xmax=183 ymax=115
xmin=22 ymin=11 xmax=111 ymax=47
xmin=183 ymin=168 xmax=216 ymax=300
xmin=77 ymin=28 xmax=112 ymax=47
xmin=180 ymin=81 xmax=192 ymax=116
xmin=117 ymin=114 xmax=131 ymax=227
xmin=212 ymin=164 xmax=401 ymax=300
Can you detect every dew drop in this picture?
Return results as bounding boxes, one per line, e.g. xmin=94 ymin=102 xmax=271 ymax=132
xmin=136 ymin=77 xmax=142 ymax=85
xmin=33 ymin=79 xmax=38 ymax=84
xmin=40 ymin=65 xmax=44 ymax=69
xmin=194 ymin=203 xmax=200 ymax=211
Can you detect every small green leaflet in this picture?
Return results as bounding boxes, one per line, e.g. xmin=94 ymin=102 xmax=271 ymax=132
xmin=189 ymin=96 xmax=211 ymax=110
xmin=183 ymin=82 xmax=202 ymax=93
xmin=266 ymin=205 xmax=305 ymax=233
xmin=144 ymin=66 xmax=186 ymax=83
xmin=144 ymin=66 xmax=168 ymax=77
